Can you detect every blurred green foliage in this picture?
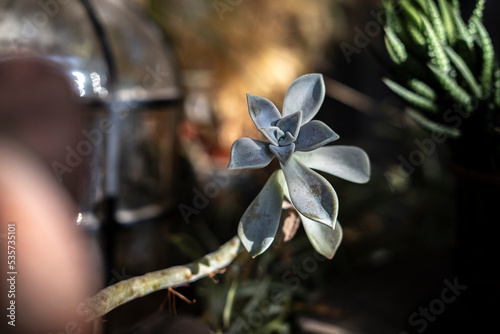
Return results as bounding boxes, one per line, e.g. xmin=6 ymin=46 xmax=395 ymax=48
xmin=382 ymin=0 xmax=499 ymax=141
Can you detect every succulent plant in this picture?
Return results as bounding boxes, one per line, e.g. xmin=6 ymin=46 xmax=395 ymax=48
xmin=381 ymin=0 xmax=499 ymax=140
xmin=227 ymin=74 xmax=371 ymax=258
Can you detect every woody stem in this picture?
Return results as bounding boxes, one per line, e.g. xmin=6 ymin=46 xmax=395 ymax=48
xmin=84 ymin=235 xmax=241 ymax=320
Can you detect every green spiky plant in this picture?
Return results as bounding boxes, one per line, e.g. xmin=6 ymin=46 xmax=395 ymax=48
xmin=381 ymin=2 xmax=500 ymax=328
xmin=381 ymin=0 xmax=500 ymax=173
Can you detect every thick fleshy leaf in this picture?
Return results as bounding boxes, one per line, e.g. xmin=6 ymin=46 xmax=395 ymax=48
xmin=238 ymin=171 xmax=284 ymax=257
xmin=295 ymin=121 xmax=339 ymax=151
xmin=247 ymin=94 xmax=282 ymax=130
xmin=282 ymin=74 xmax=325 ymax=124
xmin=300 ymin=214 xmax=343 ymax=260
xmin=278 ymin=132 xmax=295 ymax=147
xmin=281 ymin=157 xmax=337 ymax=228
xmin=275 ymin=110 xmax=302 ymax=138
xmin=277 ymin=171 xmax=340 ymax=257
xmin=269 ymin=143 xmax=295 ymax=165
xmin=294 ymin=146 xmax=370 ymax=184
xmin=260 ymin=126 xmax=283 ymax=146
xmin=227 ymin=138 xmax=274 ymax=170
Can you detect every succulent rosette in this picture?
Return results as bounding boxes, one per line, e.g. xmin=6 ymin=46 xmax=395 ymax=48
xmin=228 ymin=74 xmax=370 ymax=258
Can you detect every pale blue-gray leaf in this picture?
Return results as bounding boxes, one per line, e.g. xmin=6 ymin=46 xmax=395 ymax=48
xmin=294 ymin=146 xmax=370 ymax=184
xmin=281 ymin=157 xmax=337 ymax=228
xmin=300 ymin=214 xmax=343 ymax=260
xmin=260 ymin=126 xmax=283 ymax=146
xmin=247 ymin=94 xmax=282 ymax=130
xmin=277 ymin=172 xmax=342 ymax=258
xmin=228 ymin=138 xmax=274 ymax=170
xmin=282 ymin=74 xmax=325 ymax=124
xmin=278 ymin=132 xmax=296 ymax=147
xmin=275 ymin=169 xmax=287 ymax=195
xmin=269 ymin=143 xmax=295 ymax=165
xmin=238 ymin=171 xmax=285 ymax=257
xmin=275 ymin=110 xmax=302 ymax=138
xmin=295 ymin=121 xmax=339 ymax=151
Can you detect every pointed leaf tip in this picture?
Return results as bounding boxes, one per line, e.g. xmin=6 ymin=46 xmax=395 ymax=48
xmin=281 ymin=157 xmax=338 ymax=228
xmin=294 ymin=146 xmax=371 ymax=184
xmin=301 ymin=214 xmax=343 ymax=259
xmin=228 ymin=138 xmax=274 ymax=170
xmin=247 ymin=94 xmax=282 ymax=130
xmin=282 ymin=74 xmax=325 ymax=124
xmin=295 ymin=121 xmax=339 ymax=151
xmin=238 ymin=171 xmax=284 ymax=257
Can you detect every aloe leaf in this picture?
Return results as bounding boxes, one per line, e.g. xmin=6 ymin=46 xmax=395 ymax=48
xmin=425 ymin=0 xmax=447 ymax=44
xmin=407 ymin=22 xmax=427 ymax=49
xmin=400 ymin=0 xmax=423 ymax=29
xmin=385 ymin=36 xmax=403 ymax=65
xmin=471 ymin=17 xmax=494 ymax=97
xmin=383 ymin=77 xmax=438 ymax=112
xmin=384 ymin=0 xmax=405 ymax=37
xmin=444 ymin=45 xmax=482 ymax=98
xmin=428 ymin=64 xmax=472 ymax=108
xmin=414 ymin=0 xmax=429 ymax=14
xmin=450 ymin=3 xmax=473 ymax=50
xmin=467 ymin=0 xmax=486 ymax=34
xmin=438 ymin=0 xmax=456 ymax=45
xmin=408 ymin=79 xmax=437 ymax=101
xmin=406 ymin=108 xmax=461 ymax=138
xmin=421 ymin=15 xmax=451 ymax=73
xmin=385 ymin=26 xmax=408 ymax=64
